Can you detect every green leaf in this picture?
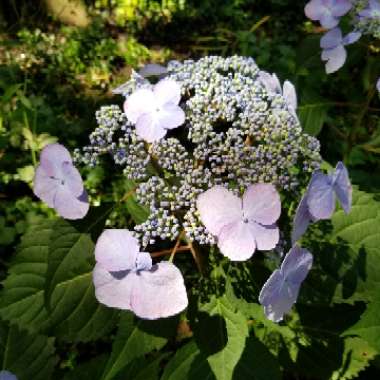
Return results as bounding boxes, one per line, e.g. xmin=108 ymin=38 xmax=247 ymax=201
xmin=196 ymin=295 xmax=249 ymax=380
xmin=63 ymin=355 xmax=108 ymax=380
xmin=329 ymin=189 xmax=380 ymax=302
xmin=0 ymin=320 xmax=57 ymax=380
xmin=232 ymin=336 xmax=282 ymax=380
xmin=101 ymin=312 xmax=169 ymax=380
xmin=45 ymin=219 xmax=94 ymax=306
xmin=0 ymin=220 xmax=117 ymax=341
xmin=331 ymin=337 xmax=376 ymax=380
xmin=161 ymin=340 xmax=215 ymax=380
xmin=116 ymin=354 xmax=168 ymax=380
xmin=301 ymin=189 xmax=380 ymax=305
xmin=298 ymin=100 xmax=328 ymax=136
xmin=344 ymin=287 xmax=380 ymax=353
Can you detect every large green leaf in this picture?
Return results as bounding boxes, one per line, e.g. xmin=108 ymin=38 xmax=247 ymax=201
xmin=343 ymin=286 xmax=380 ymax=353
xmin=331 ymin=337 xmax=377 ymax=380
xmin=232 ymin=336 xmax=281 ymax=380
xmin=300 ymin=189 xmax=380 ymax=305
xmin=0 ymin=220 xmax=117 ymax=341
xmin=100 ymin=313 xmax=170 ymax=380
xmin=194 ymin=294 xmax=249 ymax=380
xmin=0 ymin=320 xmax=57 ymax=380
xmin=161 ymin=340 xmax=215 ymax=380
xmin=63 ymin=355 xmax=108 ymax=380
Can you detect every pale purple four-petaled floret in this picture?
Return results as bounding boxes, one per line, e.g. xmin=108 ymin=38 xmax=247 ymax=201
xmin=196 ymin=184 xmax=281 ymax=261
xmin=33 ymin=143 xmax=89 ymax=220
xmin=259 ymin=245 xmax=313 ymax=322
xmin=320 ymin=27 xmax=361 ymax=73
xmin=292 ymin=161 xmax=352 ymax=243
xmin=123 ymin=79 xmax=185 ymax=143
xmin=305 ymin=0 xmax=352 ymax=29
xmin=93 ymin=229 xmax=188 ymax=320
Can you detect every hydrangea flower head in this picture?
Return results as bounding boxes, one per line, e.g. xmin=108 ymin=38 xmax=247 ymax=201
xmin=33 ymin=143 xmax=89 ymax=220
xmin=259 ymin=245 xmax=313 ymax=322
xmin=93 ymin=229 xmax=188 ymax=319
xmin=196 ymin=184 xmax=281 ymax=261
xmin=0 ymin=371 xmax=17 ymax=380
xmin=359 ymin=0 xmax=380 ymax=19
xmin=292 ymin=161 xmax=352 ymax=242
xmin=76 ymin=56 xmax=321 ymax=248
xmin=320 ymin=27 xmax=361 ymax=73
xmin=123 ymin=78 xmax=185 ymax=143
xmin=305 ymin=0 xmax=352 ymax=29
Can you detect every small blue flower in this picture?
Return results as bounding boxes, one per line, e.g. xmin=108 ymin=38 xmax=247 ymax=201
xmin=305 ymin=0 xmax=352 ymax=29
xmin=259 ymin=245 xmax=313 ymax=322
xmin=292 ymin=161 xmax=352 ymax=243
xmin=320 ymin=28 xmax=361 ymax=74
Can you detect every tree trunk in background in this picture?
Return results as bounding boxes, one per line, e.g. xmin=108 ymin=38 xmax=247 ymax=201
xmin=44 ymin=0 xmax=90 ymax=27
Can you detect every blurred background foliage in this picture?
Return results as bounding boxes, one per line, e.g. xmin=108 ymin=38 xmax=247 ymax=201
xmin=0 ymin=0 xmax=379 ymax=378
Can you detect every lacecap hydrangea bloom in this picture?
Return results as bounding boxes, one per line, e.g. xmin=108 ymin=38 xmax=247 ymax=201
xmin=75 ymin=56 xmax=321 ymax=249
xmin=38 ymin=56 xmax=356 ymax=322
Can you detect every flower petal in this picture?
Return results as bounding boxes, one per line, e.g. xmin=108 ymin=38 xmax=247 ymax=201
xmin=259 ymin=270 xmax=295 ymax=322
xmin=259 ymin=71 xmax=281 ymax=94
xmin=342 ymin=31 xmax=361 ymax=46
xmin=154 ymin=79 xmax=182 ymax=106
xmin=291 ymin=193 xmax=313 ymax=244
xmin=281 ymin=245 xmax=313 ymax=284
xmin=54 ymin=186 xmax=89 ymax=220
xmin=93 ymin=263 xmax=134 ymax=310
xmin=218 ymin=221 xmax=256 ymax=261
xmin=136 ymin=251 xmax=153 ymax=271
xmin=158 ymin=103 xmax=185 ymax=130
xmin=331 ymin=0 xmax=352 ymax=17
xmin=0 ymin=370 xmax=18 ymax=380
xmin=283 ymin=80 xmax=297 ymax=111
xmin=95 ymin=229 xmax=140 ymax=272
xmin=249 ymin=222 xmax=279 ymax=251
xmin=320 ymin=28 xmax=343 ymax=49
xmin=61 ymin=161 xmax=84 ymax=197
xmin=243 ymin=183 xmax=281 ymax=225
xmin=135 ymin=113 xmax=167 ymax=143
xmin=33 ymin=165 xmax=59 ymax=208
xmin=332 ymin=161 xmax=352 ymax=214
xmin=124 ymin=88 xmax=155 ymax=124
xmin=196 ymin=185 xmax=242 ymax=236
xmin=320 ymin=12 xmax=339 ymax=29
xmin=322 ymin=45 xmax=347 ymax=74
xmin=306 ymin=171 xmax=336 ymax=220
xmin=304 ymin=0 xmax=324 ymax=20
xmin=128 ymin=262 xmax=188 ymax=319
